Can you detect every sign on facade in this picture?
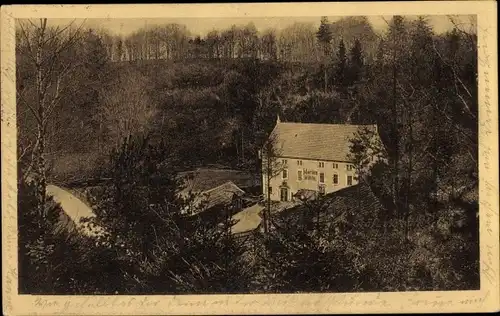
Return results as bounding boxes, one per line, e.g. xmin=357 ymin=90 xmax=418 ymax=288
xmin=303 ymin=169 xmax=318 ymax=181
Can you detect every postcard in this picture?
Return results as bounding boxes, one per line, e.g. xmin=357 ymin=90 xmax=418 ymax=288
xmin=1 ymin=2 xmax=498 ymax=315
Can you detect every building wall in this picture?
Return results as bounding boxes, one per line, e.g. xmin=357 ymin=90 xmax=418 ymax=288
xmin=262 ymin=157 xmax=358 ymax=201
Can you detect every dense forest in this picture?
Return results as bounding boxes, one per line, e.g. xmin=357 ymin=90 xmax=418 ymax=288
xmin=16 ymin=15 xmax=479 ymax=293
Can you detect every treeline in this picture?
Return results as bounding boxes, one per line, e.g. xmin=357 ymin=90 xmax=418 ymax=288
xmin=96 ymin=16 xmax=379 ymax=63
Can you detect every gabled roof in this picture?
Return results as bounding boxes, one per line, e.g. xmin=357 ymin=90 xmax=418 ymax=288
xmin=182 ymin=181 xmax=245 ymax=215
xmin=270 ymin=121 xmax=378 ymax=162
xmin=178 ymin=168 xmax=257 ymax=193
xmin=201 ymin=181 xmax=245 ymax=210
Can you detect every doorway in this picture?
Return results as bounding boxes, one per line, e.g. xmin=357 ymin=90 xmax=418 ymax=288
xmin=280 ymin=187 xmax=289 ymax=202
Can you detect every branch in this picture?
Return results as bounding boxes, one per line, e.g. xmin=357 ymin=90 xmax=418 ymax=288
xmin=18 ymin=141 xmax=33 ymax=162
xmin=41 ymin=19 xmax=78 ymax=47
xmin=431 ymin=40 xmax=476 ymax=120
xmin=467 ymin=149 xmax=478 ymax=166
xmin=17 ymin=21 xmax=38 ymax=65
xmin=42 ymin=61 xmax=83 ymax=129
xmin=432 ymin=102 xmax=476 ymax=148
xmin=22 ymin=137 xmax=40 ymax=180
xmin=17 ymin=90 xmax=41 ymax=126
xmin=446 ymin=15 xmax=477 ymax=48
xmin=26 ymin=18 xmax=39 ymax=30
xmin=42 ymin=66 xmax=67 ymax=127
xmin=40 ymin=19 xmax=87 ymax=69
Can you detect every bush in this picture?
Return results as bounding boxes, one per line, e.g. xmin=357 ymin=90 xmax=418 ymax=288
xmin=18 ymin=176 xmax=124 ymax=294
xmin=85 ymin=135 xmax=254 ymax=294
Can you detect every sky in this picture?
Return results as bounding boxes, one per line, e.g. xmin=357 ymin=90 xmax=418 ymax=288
xmin=46 ymin=15 xmax=476 ymax=37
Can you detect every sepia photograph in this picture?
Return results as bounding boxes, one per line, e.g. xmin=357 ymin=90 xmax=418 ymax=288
xmin=1 ymin=2 xmax=498 ymax=315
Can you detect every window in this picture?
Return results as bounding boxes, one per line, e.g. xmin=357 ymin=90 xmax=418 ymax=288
xmin=333 ymin=163 xmax=338 ymax=169
xmin=297 ymin=170 xmax=303 ymax=181
xmin=297 ymin=160 xmax=303 ymax=166
xmin=319 ymin=172 xmax=325 ymax=183
xmin=318 ymin=161 xmax=325 ymax=168
xmin=282 ymin=159 xmax=288 ymax=165
xmin=347 ymin=164 xmax=354 ymax=171
xmin=333 ymin=174 xmax=339 ymax=185
xmin=318 ymin=185 xmax=325 ymax=195
xmin=347 ymin=176 xmax=353 ymax=186
xmin=282 ymin=169 xmax=288 ymax=179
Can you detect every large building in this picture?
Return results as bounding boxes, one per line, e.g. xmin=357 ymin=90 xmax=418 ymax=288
xmin=261 ymin=117 xmax=381 ymax=202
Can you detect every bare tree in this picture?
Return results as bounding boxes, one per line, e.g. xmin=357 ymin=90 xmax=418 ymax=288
xmin=260 ymin=127 xmax=285 ymax=233
xmin=99 ymin=68 xmax=157 ymax=147
xmin=432 ymin=17 xmax=478 ymax=165
xmin=260 ymin=29 xmax=278 ymax=61
xmin=206 ymin=30 xmax=221 ymax=59
xmin=17 ymin=18 xmax=85 ymax=218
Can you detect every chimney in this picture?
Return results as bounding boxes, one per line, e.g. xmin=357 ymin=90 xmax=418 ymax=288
xmin=276 ymin=114 xmax=281 ymax=124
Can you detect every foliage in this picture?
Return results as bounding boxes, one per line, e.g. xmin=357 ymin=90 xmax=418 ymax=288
xmin=335 ymin=39 xmax=348 ymax=88
xmin=146 ymin=216 xmax=253 ymax=294
xmin=258 ymin=230 xmax=358 ymax=292
xmin=348 ymin=39 xmax=364 ymax=84
xmin=316 ymin=16 xmax=333 ymax=55
xmin=17 ymin=174 xmax=124 ymax=294
xmin=85 ymin=135 xmax=253 ymax=294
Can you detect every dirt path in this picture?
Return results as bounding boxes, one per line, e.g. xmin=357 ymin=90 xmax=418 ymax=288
xmin=231 ymin=204 xmax=265 ymax=235
xmin=46 ymin=184 xmax=102 ymax=236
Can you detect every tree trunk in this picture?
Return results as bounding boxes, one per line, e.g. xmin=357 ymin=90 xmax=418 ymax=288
xmin=405 ymin=104 xmax=414 ymax=242
xmin=324 ymin=66 xmax=328 ymax=93
xmin=35 ymin=19 xmax=48 ymax=220
xmin=265 ymin=161 xmax=270 ymax=234
xmin=316 ymin=202 xmax=320 ymax=245
xmin=35 ymin=129 xmax=47 ymax=219
xmin=391 ymin=33 xmax=401 ymax=228
xmin=357 ymin=175 xmax=361 ymax=210
xmin=241 ymin=129 xmax=245 ymax=163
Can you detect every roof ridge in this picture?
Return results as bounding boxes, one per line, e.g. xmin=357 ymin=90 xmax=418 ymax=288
xmin=202 ymin=180 xmax=243 ymax=194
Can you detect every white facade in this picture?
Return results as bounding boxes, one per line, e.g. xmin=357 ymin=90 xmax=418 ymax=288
xmin=262 ymin=158 xmax=358 ymax=202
